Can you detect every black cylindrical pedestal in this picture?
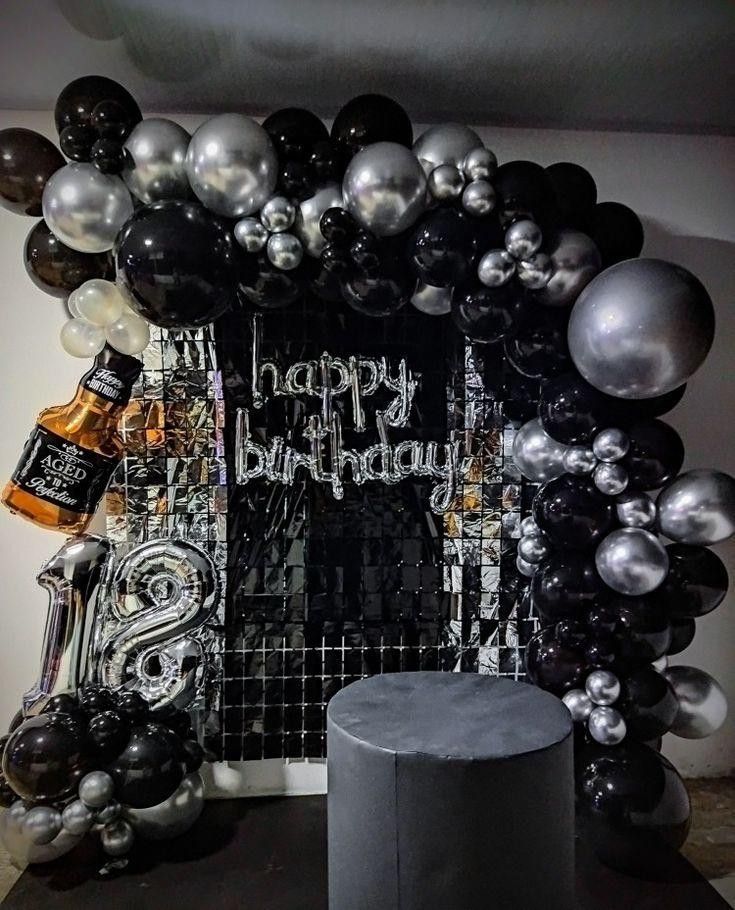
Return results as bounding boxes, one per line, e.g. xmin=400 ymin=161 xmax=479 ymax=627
xmin=327 ymin=672 xmax=573 ymax=910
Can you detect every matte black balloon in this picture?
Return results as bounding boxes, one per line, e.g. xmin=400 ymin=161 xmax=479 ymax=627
xmin=88 ymin=711 xmax=130 ymax=762
xmin=59 ymin=124 xmax=97 ymax=162
xmin=24 ymin=220 xmax=113 ymax=297
xmin=408 ymin=208 xmax=478 ymax=288
xmin=577 ymin=741 xmax=691 ymax=876
xmin=619 ymin=667 xmax=678 ymax=740
xmin=504 ymin=302 xmax=572 ymax=379
xmin=115 ymin=200 xmax=237 ymax=328
xmin=621 ymin=420 xmax=684 ymax=490
xmin=238 ymin=253 xmax=306 ymax=310
xmin=54 ymin=75 xmax=141 ymax=135
xmin=341 ymin=271 xmax=414 ymax=317
xmin=531 ymin=553 xmax=603 ymax=622
xmin=607 ymin=596 xmax=672 ymax=666
xmin=106 ymin=722 xmax=184 ymax=809
xmin=590 ymin=201 xmax=644 ymax=268
xmin=0 ymin=128 xmax=64 ymax=216
xmin=2 ymin=713 xmax=92 ymax=802
xmin=331 ymin=94 xmax=413 ymax=161
xmin=494 ymin=160 xmax=556 ymax=224
xmin=263 ymin=107 xmax=329 ymax=161
xmin=545 ymin=162 xmax=597 ymax=230
xmin=90 ymin=138 xmax=125 ymax=175
xmin=524 ymin=627 xmax=586 ymax=695
xmin=656 ymin=544 xmax=729 ymax=618
xmin=538 ymin=372 xmax=620 ymax=445
xmin=622 ymin=384 xmax=686 ymax=420
xmin=667 ymin=617 xmax=696 ymax=656
xmin=115 ymin=691 xmax=150 ymax=726
xmin=533 ymin=474 xmax=616 ymax=550
xmin=452 ymin=283 xmax=522 ymax=343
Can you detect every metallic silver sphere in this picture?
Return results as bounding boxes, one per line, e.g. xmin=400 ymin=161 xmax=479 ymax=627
xmin=562 ymin=446 xmax=597 ymax=476
xmin=562 ymin=688 xmax=594 ymax=723
xmin=413 ymin=123 xmax=484 ymax=173
xmin=657 ymin=470 xmax=735 ymax=545
xmin=122 ymin=118 xmax=191 ymax=203
xmin=512 ymin=418 xmax=568 ymax=483
xmin=520 ymin=516 xmax=540 ymax=537
xmin=260 ymin=195 xmax=296 ymax=233
xmin=266 ymin=232 xmax=303 ymax=271
xmin=663 ymin=666 xmax=728 ymax=739
xmin=22 ymin=807 xmax=62 ymax=846
xmin=588 ymin=706 xmax=627 ymax=745
xmin=293 ymin=182 xmax=343 ymax=257
xmin=411 ymin=282 xmax=452 ymax=315
xmin=234 ymin=216 xmax=268 ymax=252
xmin=477 ymin=249 xmax=515 ymax=287
xmin=518 ymin=533 xmax=551 ymax=564
xmin=516 ymin=553 xmax=538 ymax=578
xmin=462 ymin=147 xmax=497 ymax=182
xmin=534 ymin=230 xmax=601 ymax=307
xmin=461 ymin=179 xmax=496 ymax=217
xmin=516 ymin=253 xmax=553 ymax=289
xmin=78 ymin=771 xmax=115 ymax=809
xmin=61 ymin=800 xmax=95 ymax=836
xmin=427 ymin=164 xmax=464 ymax=202
xmin=593 ymin=428 xmax=630 ymax=462
xmin=0 ymin=802 xmax=81 ymax=867
xmin=595 ymin=528 xmax=669 ymax=596
xmin=593 ymin=462 xmax=629 ymax=496
xmin=616 ymin=491 xmax=657 ymax=529
xmin=585 ymin=669 xmax=621 ymax=706
xmin=96 ymin=801 xmax=122 ymax=826
xmin=100 ymin=819 xmax=135 ymax=858
xmin=504 ymin=220 xmax=543 ymax=260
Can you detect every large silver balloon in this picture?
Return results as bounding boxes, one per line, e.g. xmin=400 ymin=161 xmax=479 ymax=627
xmin=0 ymin=802 xmax=82 ymax=867
xmin=663 ymin=666 xmax=728 ymax=739
xmin=657 ymin=470 xmax=735 ymax=545
xmin=595 ymin=527 xmax=669 ymax=595
xmin=42 ymin=163 xmax=133 ymax=254
xmin=411 ymin=282 xmax=452 ymax=315
xmin=413 ymin=123 xmax=483 ymax=173
xmin=122 ymin=118 xmax=191 ymax=204
xmin=568 ymin=258 xmax=715 ymax=398
xmin=534 ymin=230 xmax=601 ymax=307
xmin=616 ymin=491 xmax=657 ymax=529
xmin=185 ymin=114 xmax=278 ymax=218
xmin=125 ymin=772 xmax=204 ymax=840
xmin=293 ymin=182 xmax=342 ymax=257
xmin=512 ymin=418 xmax=568 ymax=482
xmin=342 ymin=142 xmax=426 ymax=237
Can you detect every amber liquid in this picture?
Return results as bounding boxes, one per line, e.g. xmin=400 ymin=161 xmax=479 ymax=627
xmin=2 ymin=390 xmax=126 ymax=535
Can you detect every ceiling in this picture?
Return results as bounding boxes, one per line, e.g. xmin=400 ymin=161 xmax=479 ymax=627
xmin=0 ymin=0 xmax=733 ymax=134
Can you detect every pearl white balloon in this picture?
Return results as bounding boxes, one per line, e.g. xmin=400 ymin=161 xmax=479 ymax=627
xmin=663 ymin=665 xmax=728 ymax=739
xmin=106 ymin=312 xmax=151 ymax=355
xmin=588 ymin=706 xmax=627 ymax=745
xmin=122 ymin=118 xmax=191 ymax=204
xmin=657 ymin=470 xmax=735 ymax=545
xmin=60 ymin=318 xmax=106 ymax=358
xmin=562 ymin=689 xmax=593 ymax=722
xmin=595 ymin=527 xmax=669 ymax=596
xmin=72 ymin=279 xmax=125 ymax=326
xmin=413 ymin=123 xmax=484 ymax=173
xmin=293 ymin=182 xmax=342 ymax=257
xmin=585 ymin=670 xmax=621 ymax=706
xmin=411 ymin=282 xmax=452 ymax=315
xmin=512 ymin=418 xmax=568 ymax=483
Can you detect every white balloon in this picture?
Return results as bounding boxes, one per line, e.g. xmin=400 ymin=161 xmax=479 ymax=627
xmin=73 ymin=279 xmax=125 ymax=327
xmin=106 ymin=312 xmax=151 ymax=355
xmin=60 ymin=318 xmax=106 ymax=358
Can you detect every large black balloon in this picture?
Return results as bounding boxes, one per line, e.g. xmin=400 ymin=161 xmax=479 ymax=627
xmin=106 ymin=722 xmax=185 ymax=809
xmin=115 ymin=200 xmax=237 ymax=328
xmin=619 ymin=667 xmax=678 ymax=740
xmin=494 ymin=160 xmax=556 ymax=225
xmin=621 ymin=420 xmax=684 ymax=490
xmin=238 ymin=253 xmax=306 ymax=310
xmin=504 ymin=302 xmax=572 ymax=379
xmin=451 ymin=283 xmax=522 ymax=343
xmin=0 ymin=128 xmax=64 ymax=216
xmin=606 ymin=596 xmax=672 ymax=667
xmin=531 ymin=553 xmax=603 ymax=623
xmin=577 ymin=742 xmax=691 ymax=876
xmin=533 ymin=475 xmax=616 ymax=551
xmin=524 ymin=627 xmax=586 ymax=695
xmin=656 ymin=544 xmax=729 ymax=619
xmin=408 ymin=208 xmax=477 ymax=287
xmin=623 ymin=384 xmax=687 ymax=420
xmin=263 ymin=107 xmax=329 ymax=161
xmin=331 ymin=94 xmax=413 ymax=161
xmin=54 ymin=75 xmax=141 ymax=136
xmin=538 ymin=372 xmax=620 ymax=445
xmin=545 ymin=162 xmax=597 ymax=230
xmin=2 ymin=713 xmax=92 ymax=802
xmin=589 ymin=201 xmax=644 ymax=268
xmin=341 ymin=270 xmax=414 ymax=317
xmin=667 ymin=617 xmax=696 ymax=656
xmin=24 ymin=220 xmax=113 ymax=297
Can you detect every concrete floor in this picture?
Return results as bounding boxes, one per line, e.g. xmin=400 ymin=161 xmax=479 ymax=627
xmin=0 ymin=780 xmax=733 ymax=904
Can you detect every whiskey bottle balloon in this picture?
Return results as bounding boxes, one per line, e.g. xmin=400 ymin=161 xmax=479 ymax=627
xmin=2 ymin=346 xmax=141 ymax=534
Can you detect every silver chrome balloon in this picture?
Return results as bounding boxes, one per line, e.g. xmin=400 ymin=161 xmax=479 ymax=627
xmin=593 ymin=462 xmax=629 ymax=496
xmin=516 ymin=253 xmax=553 ymax=289
xmin=593 ymin=428 xmax=630 ymax=462
xmin=22 ymin=807 xmax=62 ymax=846
xmin=477 ymin=249 xmax=515 ymax=287
xmin=461 ymin=180 xmax=496 ymax=217
xmin=266 ymin=232 xmax=303 ymax=270
xmin=0 ymin=802 xmax=82 ymax=867
xmin=410 ymin=282 xmax=452 ymax=316
xmin=42 ymin=163 xmax=133 ymax=254
xmin=427 ymin=164 xmax=464 ymax=202
xmin=562 ymin=446 xmax=597 ymax=476
xmin=534 ymin=230 xmax=601 ymax=307
xmin=595 ymin=527 xmax=669 ymax=596
xmin=185 ymin=113 xmax=278 ymax=218
xmin=616 ymin=491 xmax=657 ymax=529
xmin=657 ymin=470 xmax=735 ymax=545
xmin=413 ymin=123 xmax=484 ymax=173
xmin=61 ymin=800 xmax=95 ymax=836
xmin=663 ymin=666 xmax=728 ymax=739
xmin=125 ymin=772 xmax=204 ymax=840
xmin=79 ymin=771 xmax=115 ymax=809
xmin=504 ymin=220 xmax=542 ymax=260
xmin=343 ymin=142 xmax=426 ymax=237
xmin=100 ymin=819 xmax=135 ymax=857
xmin=260 ymin=195 xmax=296 ymax=233
xmin=462 ymin=147 xmax=497 ymax=182
xmin=512 ymin=418 xmax=568 ymax=483
xmin=518 ymin=533 xmax=551 ymax=564
xmin=520 ymin=516 xmax=540 ymax=537
xmin=122 ymin=118 xmax=191 ymax=204
xmin=568 ymin=258 xmax=716 ymax=398
xmin=562 ymin=688 xmax=594 ymax=722
xmin=516 ymin=553 xmax=537 ymax=577
xmin=585 ymin=670 xmax=621 ymax=706
xmin=588 ymin=706 xmax=627 ymax=745
xmin=293 ymin=182 xmax=342 ymax=257
xmin=234 ymin=216 xmax=268 ymax=253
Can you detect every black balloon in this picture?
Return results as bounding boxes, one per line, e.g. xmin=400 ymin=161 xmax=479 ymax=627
xmin=531 ymin=553 xmax=603 ymax=622
xmin=499 ymin=372 xmax=541 ymax=424
xmin=533 ymin=475 xmax=616 ymax=550
xmin=667 ymin=617 xmax=696 ymax=656
xmin=606 ymin=596 xmax=672 ymax=666
xmin=59 ymin=124 xmax=97 ymax=162
xmin=577 ymin=741 xmax=691 ymax=876
xmin=589 ymin=201 xmax=644 ymax=268
xmin=656 ymin=544 xmax=729 ymax=619
xmin=504 ymin=302 xmax=572 ymax=379
xmin=115 ymin=200 xmax=237 ymax=328
xmin=545 ymin=162 xmax=597 ymax=230
xmin=180 ymin=739 xmax=204 ymax=774
xmin=320 ymin=207 xmax=360 ymax=247
xmin=538 ymin=372 xmax=619 ymax=445
xmin=79 ymin=687 xmax=116 ymax=716
xmin=621 ymin=420 xmax=684 ymax=490
xmin=0 ymin=128 xmax=64 ymax=216
xmin=54 ymin=75 xmax=141 ymax=136
xmin=0 ymin=775 xmax=15 ymax=808
xmin=262 ymin=107 xmax=329 ymax=161
xmin=90 ymin=138 xmax=125 ymax=175
xmin=494 ymin=160 xmax=556 ymax=225
xmin=619 ymin=667 xmax=678 ymax=740
xmin=341 ymin=271 xmax=414 ymax=317
xmin=308 ymin=141 xmax=342 ymax=182
xmin=524 ymin=627 xmax=586 ymax=695
xmin=106 ymin=722 xmax=185 ymax=809
xmin=88 ymin=710 xmax=130 ymax=762
xmin=584 ymin=635 xmax=618 ymax=670
xmin=2 ymin=713 xmax=92 ymax=802
xmin=622 ymin=384 xmax=686 ymax=420
xmin=90 ymin=100 xmax=135 ymax=142
xmin=44 ymin=693 xmax=83 ymax=717
xmin=331 ymin=94 xmax=413 ymax=160
xmin=24 ymin=220 xmax=113 ymax=297
xmin=278 ymin=159 xmax=313 ymax=200
xmin=451 ymin=283 xmax=522 ymax=343
xmin=238 ymin=253 xmax=306 ymax=310
xmin=115 ymin=691 xmax=150 ymax=726
xmin=408 ymin=208 xmax=478 ymax=288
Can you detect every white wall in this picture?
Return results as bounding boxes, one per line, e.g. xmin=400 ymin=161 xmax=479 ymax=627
xmin=0 ymin=111 xmax=733 ymax=777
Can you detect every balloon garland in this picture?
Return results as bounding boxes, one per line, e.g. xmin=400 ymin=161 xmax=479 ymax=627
xmin=0 ymin=75 xmax=732 ymax=878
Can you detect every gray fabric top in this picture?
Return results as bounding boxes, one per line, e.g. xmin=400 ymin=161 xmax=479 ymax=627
xmin=327 ymin=672 xmax=572 ymax=760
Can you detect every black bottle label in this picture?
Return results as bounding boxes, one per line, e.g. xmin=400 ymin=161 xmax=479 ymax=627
xmin=80 ymin=366 xmax=131 ymax=404
xmin=11 ymin=425 xmax=118 ymax=514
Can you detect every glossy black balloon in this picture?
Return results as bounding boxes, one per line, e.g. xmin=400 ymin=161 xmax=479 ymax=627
xmin=115 ymin=200 xmax=237 ymax=328
xmin=278 ymin=159 xmax=313 ymax=200
xmin=524 ymin=627 xmax=586 ymax=695
xmin=88 ymin=710 xmax=130 ymax=762
xmin=621 ymin=420 xmax=684 ymax=490
xmin=262 ymin=107 xmax=329 ymax=162
xmin=309 ymin=140 xmax=342 ymax=182
xmin=349 ymin=231 xmax=383 ymax=275
xmin=531 ymin=553 xmax=603 ymax=622
xmin=238 ymin=253 xmax=306 ymax=310
xmin=656 ymin=544 xmax=729 ymax=619
xmin=24 ymin=220 xmax=113 ymax=297
xmin=494 ymin=160 xmax=556 ymax=224
xmin=0 ymin=776 xmax=15 ymax=808
xmin=504 ymin=302 xmax=572 ymax=379
xmin=90 ymin=138 xmax=125 ymax=175
xmin=452 ymin=283 xmax=522 ymax=343
xmin=54 ymin=75 xmax=141 ymax=135
xmin=1 ymin=713 xmax=92 ymax=802
xmin=619 ymin=667 xmax=678 ymax=740
xmin=59 ymin=124 xmax=96 ymax=162
xmin=590 ymin=201 xmax=644 ymax=268
xmin=499 ymin=372 xmax=541 ymax=424
xmin=584 ymin=636 xmax=618 ymax=670
xmin=554 ymin=619 xmax=588 ymax=649
xmin=408 ymin=208 xmax=478 ymax=288
xmin=0 ymin=128 xmax=64 ymax=216
xmin=622 ymin=384 xmax=686 ymax=420
xmin=160 ymin=709 xmax=193 ymax=739
xmin=115 ymin=691 xmax=150 ymax=726
xmin=538 ymin=372 xmax=620 ymax=445
xmin=90 ymin=100 xmax=134 ymax=142
xmin=667 ymin=617 xmax=696 ymax=656
xmin=331 ymin=94 xmax=413 ymax=160
xmin=607 ymin=596 xmax=672 ymax=666
xmin=43 ymin=693 xmax=83 ymax=718
xmin=545 ymin=162 xmax=597 ymax=230
xmin=341 ymin=271 xmax=414 ymax=317
xmin=180 ymin=739 xmax=204 ymax=774
xmin=106 ymin=722 xmax=185 ymax=809
xmin=78 ymin=687 xmax=116 ymax=716
xmin=319 ymin=207 xmax=359 ymax=247
xmin=533 ymin=474 xmax=616 ymax=550
xmin=577 ymin=741 xmax=691 ymax=876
